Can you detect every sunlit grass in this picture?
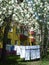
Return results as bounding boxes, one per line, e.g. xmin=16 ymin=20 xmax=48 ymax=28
xmin=0 ymin=55 xmax=49 ymax=65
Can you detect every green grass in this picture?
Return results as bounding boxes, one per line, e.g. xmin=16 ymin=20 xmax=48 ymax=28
xmin=0 ymin=55 xmax=49 ymax=65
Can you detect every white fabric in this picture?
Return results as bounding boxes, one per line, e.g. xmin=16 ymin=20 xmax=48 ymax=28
xmin=36 ymin=49 xmax=40 ymax=58
xmin=31 ymin=50 xmax=36 ymax=60
xmin=25 ymin=49 xmax=30 ymax=60
xmin=25 ymin=46 xmax=31 ymax=49
xmin=14 ymin=45 xmax=21 ymax=55
xmin=16 ymin=46 xmax=21 ymax=55
xmin=14 ymin=45 xmax=40 ymax=60
xmin=20 ymin=46 xmax=25 ymax=58
xmin=30 ymin=45 xmax=40 ymax=49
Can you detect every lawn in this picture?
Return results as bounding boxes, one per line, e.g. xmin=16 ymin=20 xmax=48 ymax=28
xmin=0 ymin=55 xmax=49 ymax=65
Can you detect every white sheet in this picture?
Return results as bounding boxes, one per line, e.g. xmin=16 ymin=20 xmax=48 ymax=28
xmin=14 ymin=46 xmax=21 ymax=55
xmin=36 ymin=49 xmax=40 ymax=58
xmin=20 ymin=46 xmax=25 ymax=58
xmin=31 ymin=49 xmax=36 ymax=60
xmin=25 ymin=49 xmax=30 ymax=60
xmin=14 ymin=45 xmax=40 ymax=60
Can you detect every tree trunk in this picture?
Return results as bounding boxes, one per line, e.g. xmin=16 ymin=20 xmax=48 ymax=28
xmin=40 ymin=25 xmax=43 ymax=59
xmin=1 ymin=22 xmax=10 ymax=63
xmin=0 ymin=13 xmax=13 ymax=63
xmin=43 ymin=24 xmax=48 ymax=57
xmin=40 ymin=24 xmax=48 ymax=58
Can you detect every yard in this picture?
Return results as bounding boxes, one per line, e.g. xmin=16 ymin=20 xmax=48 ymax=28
xmin=0 ymin=55 xmax=49 ymax=65
xmin=0 ymin=60 xmax=49 ymax=65
xmin=20 ymin=60 xmax=49 ymax=65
